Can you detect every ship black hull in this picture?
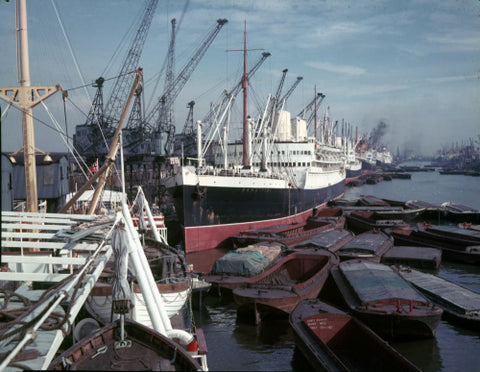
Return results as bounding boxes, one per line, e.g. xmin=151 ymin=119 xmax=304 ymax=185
xmin=167 ymin=180 xmax=345 ymax=252
xmin=170 ymin=180 xmax=345 ymax=228
xmin=346 ymin=167 xmax=362 ymax=182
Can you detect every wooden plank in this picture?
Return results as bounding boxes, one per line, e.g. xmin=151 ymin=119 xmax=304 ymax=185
xmin=0 ymin=272 xmax=72 ymax=282
xmin=2 ymin=241 xmax=68 ymax=249
xmin=1 ymin=242 xmax=101 ymax=254
xmin=1 ymin=223 xmax=72 ymax=231
xmin=1 ymin=216 xmax=81 ymax=224
xmin=3 ymin=255 xmax=87 ymax=265
xmin=2 ymin=231 xmax=57 ymax=239
xmin=2 ymin=211 xmax=98 ymax=221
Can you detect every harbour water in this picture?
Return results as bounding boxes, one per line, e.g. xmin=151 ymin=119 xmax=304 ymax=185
xmin=192 ymin=163 xmax=480 ymax=371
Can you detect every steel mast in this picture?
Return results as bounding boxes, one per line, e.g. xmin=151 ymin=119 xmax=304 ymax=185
xmin=227 ymin=21 xmax=263 ymax=167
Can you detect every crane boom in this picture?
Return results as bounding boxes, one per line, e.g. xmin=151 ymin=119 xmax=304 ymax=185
xmin=297 ymin=92 xmax=324 ymax=118
xmin=277 ymin=76 xmax=303 ymax=109
xmin=103 ymin=0 xmax=158 ymax=127
xmin=146 ymin=18 xmax=228 ymax=155
xmin=162 ymin=18 xmax=177 ymax=129
xmin=275 ymin=69 xmax=288 ymax=104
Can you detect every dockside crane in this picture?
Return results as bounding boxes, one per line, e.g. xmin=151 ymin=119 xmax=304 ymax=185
xmin=160 ymin=18 xmax=177 ymax=145
xmin=74 ymin=0 xmax=158 ymax=157
xmin=123 ymin=82 xmax=150 ymax=155
xmin=103 ymin=0 xmax=158 ymax=132
xmin=182 ymin=100 xmax=196 ymax=135
xmin=74 ymin=77 xmax=105 ymax=155
xmin=174 ymin=100 xmax=196 ymax=157
xmin=146 ymin=18 xmax=228 ymax=156
xmin=200 ymin=51 xmax=271 ymax=138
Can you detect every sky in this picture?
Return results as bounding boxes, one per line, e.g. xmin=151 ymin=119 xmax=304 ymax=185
xmin=1 ymin=0 xmax=479 ymax=157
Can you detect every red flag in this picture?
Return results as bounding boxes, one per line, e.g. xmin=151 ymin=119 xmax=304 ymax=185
xmin=89 ymin=159 xmax=98 ymax=173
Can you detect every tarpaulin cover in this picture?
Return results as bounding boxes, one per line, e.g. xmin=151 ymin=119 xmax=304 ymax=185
xmin=210 ymin=250 xmax=270 ymax=276
xmin=340 ymin=261 xmax=425 ymax=303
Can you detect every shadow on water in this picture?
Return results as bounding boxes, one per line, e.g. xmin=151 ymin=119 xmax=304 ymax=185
xmin=391 ymin=330 xmax=443 ymax=372
xmin=438 ymin=261 xmax=480 ymax=292
xmin=393 ymin=320 xmax=480 ymax=372
xmin=194 ymin=294 xmax=297 ymax=371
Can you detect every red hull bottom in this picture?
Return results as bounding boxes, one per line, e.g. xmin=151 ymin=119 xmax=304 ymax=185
xmin=345 ymin=175 xmax=362 ymax=184
xmin=183 ymin=202 xmax=334 ymax=253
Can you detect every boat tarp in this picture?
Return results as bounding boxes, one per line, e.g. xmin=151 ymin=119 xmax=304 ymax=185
xmin=427 ymin=225 xmax=480 ymax=240
xmin=295 ymin=229 xmax=352 ymax=249
xmin=340 ymin=261 xmax=425 ymax=304
xmin=339 ymin=233 xmax=389 ymax=253
xmin=210 ymin=250 xmax=270 ymax=276
xmin=400 ymin=269 xmax=480 ymax=314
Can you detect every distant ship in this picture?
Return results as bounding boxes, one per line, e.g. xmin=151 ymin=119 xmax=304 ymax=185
xmin=344 ymin=137 xmax=362 ymax=183
xmin=376 ymin=146 xmax=393 ymax=167
xmin=357 ymin=148 xmax=378 ymax=172
xmin=163 ymin=28 xmax=345 ymax=253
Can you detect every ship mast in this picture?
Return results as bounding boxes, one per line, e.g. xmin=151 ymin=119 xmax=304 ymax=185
xmin=0 ymin=0 xmax=62 ymax=212
xmin=227 ymin=21 xmax=263 ymax=167
xmin=314 ymin=85 xmax=317 ymax=149
xmin=242 ymin=22 xmax=248 ymax=166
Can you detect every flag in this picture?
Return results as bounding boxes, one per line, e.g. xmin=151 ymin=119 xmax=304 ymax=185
xmin=89 ymin=159 xmax=98 ymax=173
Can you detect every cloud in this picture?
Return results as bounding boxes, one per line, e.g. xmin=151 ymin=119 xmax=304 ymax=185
xmin=425 ymin=30 xmax=480 ymax=53
xmin=426 ymin=75 xmax=479 ymax=83
xmin=305 ymin=61 xmax=365 ymax=76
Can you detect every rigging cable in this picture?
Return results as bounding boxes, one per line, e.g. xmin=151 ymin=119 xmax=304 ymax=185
xmin=50 ymin=0 xmax=110 ymax=154
xmin=50 ymin=0 xmax=92 ymax=111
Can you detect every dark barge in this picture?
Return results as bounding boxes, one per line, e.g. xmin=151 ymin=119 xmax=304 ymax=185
xmin=334 ymin=230 xmax=393 ymax=262
xmin=397 ymin=267 xmax=480 ymax=330
xmin=330 ymin=260 xmax=443 ymax=339
xmin=289 ymin=299 xmax=420 ymax=372
xmin=381 ymin=246 xmax=442 ymax=271
xmin=233 ymin=250 xmax=338 ymax=322
xmin=390 ymin=223 xmax=480 ymax=265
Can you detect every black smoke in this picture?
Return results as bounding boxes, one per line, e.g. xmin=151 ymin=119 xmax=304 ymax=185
xmin=369 ymin=120 xmax=388 ymax=148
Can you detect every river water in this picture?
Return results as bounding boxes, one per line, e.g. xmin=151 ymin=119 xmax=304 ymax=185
xmin=192 ymin=163 xmax=480 ymax=371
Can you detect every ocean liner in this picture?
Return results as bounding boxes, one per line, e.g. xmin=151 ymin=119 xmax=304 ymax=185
xmin=163 ymin=28 xmax=345 ymax=253
xmin=344 ymin=136 xmax=362 ymax=183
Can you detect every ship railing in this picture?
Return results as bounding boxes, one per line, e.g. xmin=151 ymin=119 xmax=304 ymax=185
xmin=197 ymin=166 xmax=289 ymax=181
